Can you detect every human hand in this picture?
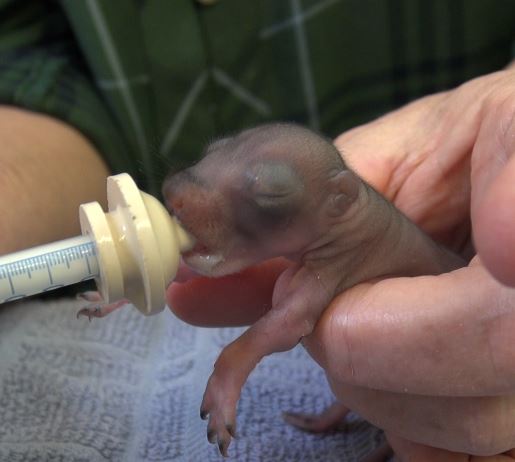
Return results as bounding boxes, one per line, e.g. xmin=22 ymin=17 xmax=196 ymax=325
xmin=167 ymin=68 xmax=515 ymax=459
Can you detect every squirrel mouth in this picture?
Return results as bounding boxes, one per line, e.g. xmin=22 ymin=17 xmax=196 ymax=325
xmin=183 ymin=252 xmax=224 ymax=275
xmin=183 ymin=241 xmax=210 ymax=257
xmin=182 ymin=240 xmax=224 ymax=275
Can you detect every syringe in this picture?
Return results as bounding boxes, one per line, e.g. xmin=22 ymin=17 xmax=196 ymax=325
xmin=0 ymin=174 xmax=194 ymax=315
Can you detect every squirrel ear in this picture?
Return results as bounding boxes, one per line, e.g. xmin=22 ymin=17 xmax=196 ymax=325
xmin=328 ymin=169 xmax=361 ymax=215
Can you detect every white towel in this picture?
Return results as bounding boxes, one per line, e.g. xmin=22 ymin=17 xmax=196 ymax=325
xmin=0 ymin=298 xmax=384 ymax=461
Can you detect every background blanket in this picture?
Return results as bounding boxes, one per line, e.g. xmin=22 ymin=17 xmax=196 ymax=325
xmin=0 ymin=298 xmax=384 ymax=461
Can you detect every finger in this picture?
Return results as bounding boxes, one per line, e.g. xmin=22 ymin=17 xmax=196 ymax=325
xmin=327 ymin=383 xmax=515 ymax=456
xmin=386 ymin=433 xmax=515 ymax=462
xmin=474 ymin=155 xmax=515 ymax=286
xmin=471 ymin=90 xmax=515 ymax=286
xmin=386 ymin=433 xmax=469 ymax=462
xmin=334 ymin=90 xmax=474 ymax=243
xmin=166 ymin=257 xmax=288 ymax=326
xmin=333 ymin=92 xmax=450 ymax=198
xmin=173 ymin=261 xmax=202 ymax=283
xmin=303 ymin=261 xmax=515 ymax=396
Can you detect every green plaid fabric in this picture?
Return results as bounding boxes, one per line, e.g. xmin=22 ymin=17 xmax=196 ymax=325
xmin=1 ymin=0 xmax=514 ymax=195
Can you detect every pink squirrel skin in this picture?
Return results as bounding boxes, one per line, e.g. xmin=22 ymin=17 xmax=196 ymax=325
xmin=162 ymin=123 xmax=465 ymax=457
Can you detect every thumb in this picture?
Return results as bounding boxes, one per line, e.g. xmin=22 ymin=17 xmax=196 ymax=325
xmin=302 ymin=261 xmax=515 ymax=396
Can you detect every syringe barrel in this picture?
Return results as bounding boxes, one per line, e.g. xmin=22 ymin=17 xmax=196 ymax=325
xmin=0 ymin=235 xmax=99 ymax=303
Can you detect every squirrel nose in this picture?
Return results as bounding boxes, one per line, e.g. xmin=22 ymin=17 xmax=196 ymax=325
xmin=162 ymin=175 xmax=184 ymax=212
xmin=170 ymin=197 xmax=184 ymax=212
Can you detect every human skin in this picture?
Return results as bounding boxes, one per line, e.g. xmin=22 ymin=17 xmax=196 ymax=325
xmin=162 ymin=122 xmax=464 ymax=457
xmin=0 ymin=106 xmax=109 ymax=255
xmin=167 ymin=68 xmax=515 ymax=460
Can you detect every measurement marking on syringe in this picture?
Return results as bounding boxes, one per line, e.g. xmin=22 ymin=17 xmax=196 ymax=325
xmin=0 ymin=238 xmax=100 ymax=304
xmin=7 ymin=272 xmax=14 ymax=295
xmin=45 ymin=258 xmax=54 ymax=285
